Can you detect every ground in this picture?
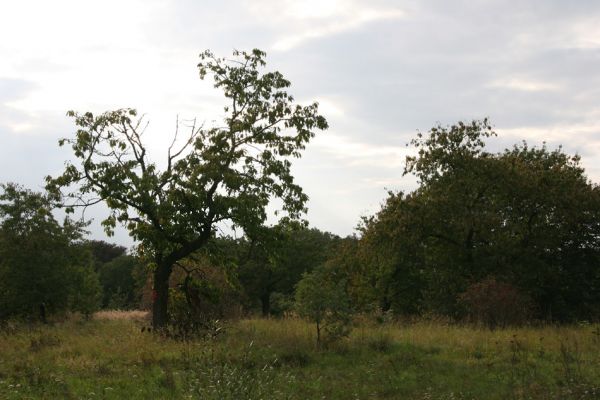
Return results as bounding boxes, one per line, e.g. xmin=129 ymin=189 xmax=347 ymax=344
xmin=0 ymin=312 xmax=599 ymax=399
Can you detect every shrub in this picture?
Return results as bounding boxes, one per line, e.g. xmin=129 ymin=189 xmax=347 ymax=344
xmin=458 ymin=276 xmax=532 ymax=328
xmin=167 ymin=285 xmax=224 ymax=340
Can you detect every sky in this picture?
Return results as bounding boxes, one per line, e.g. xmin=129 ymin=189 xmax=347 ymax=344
xmin=1 ymin=0 xmax=600 ymax=246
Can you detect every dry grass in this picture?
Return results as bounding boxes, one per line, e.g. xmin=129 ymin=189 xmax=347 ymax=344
xmin=93 ymin=309 xmax=150 ymax=321
xmin=1 ymin=317 xmax=598 ymax=399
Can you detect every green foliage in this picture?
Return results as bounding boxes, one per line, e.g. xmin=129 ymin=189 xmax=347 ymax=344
xmin=46 ymin=48 xmax=328 ymax=327
xmin=185 ymin=343 xmax=295 ymax=400
xmin=237 ymin=223 xmax=340 ymax=315
xmin=0 ymin=183 xmax=94 ymax=321
xmin=357 ymin=120 xmax=600 ymax=322
xmin=269 ymin=292 xmax=294 ymax=316
xmin=70 ymin=265 xmax=102 ymax=319
xmin=97 ymin=255 xmax=143 ymax=309
xmin=295 ymin=266 xmax=351 ymax=346
xmin=84 ymin=240 xmax=127 ymax=266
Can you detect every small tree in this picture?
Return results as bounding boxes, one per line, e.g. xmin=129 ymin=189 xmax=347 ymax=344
xmin=46 ymin=49 xmax=328 ymax=328
xmin=295 ymin=266 xmax=351 ymax=347
xmin=72 ymin=265 xmax=102 ymax=319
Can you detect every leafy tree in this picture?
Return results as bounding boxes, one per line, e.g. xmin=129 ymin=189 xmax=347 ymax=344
xmin=0 ymin=183 xmax=94 ymax=321
xmin=84 ymin=240 xmax=127 ymax=268
xmin=71 ymin=264 xmax=102 ymax=319
xmin=295 ymin=266 xmax=351 ymax=346
xmin=46 ymin=49 xmax=327 ymax=328
xmin=360 ymin=120 xmax=600 ymax=321
xmin=325 ymin=231 xmax=422 ymax=315
xmin=238 ymin=223 xmax=339 ymax=315
xmin=98 ymin=255 xmax=142 ymax=309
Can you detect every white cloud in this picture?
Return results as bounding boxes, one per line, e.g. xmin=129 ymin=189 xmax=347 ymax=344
xmin=566 ymin=18 xmax=600 ymax=49
xmin=497 ymin=121 xmax=600 ymax=144
xmin=487 ymin=78 xmax=561 ymax=92
xmin=313 ymin=97 xmax=345 ymax=118
xmin=497 ymin=122 xmax=600 ymax=182
xmin=243 ymin=0 xmax=404 ymax=51
xmin=311 ymin=133 xmax=414 ymax=168
xmin=272 ymin=8 xmax=404 ymax=51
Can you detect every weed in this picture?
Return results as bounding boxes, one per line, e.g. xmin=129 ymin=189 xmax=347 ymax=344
xmin=591 ymin=324 xmax=600 ymax=345
xmin=184 ymin=343 xmax=296 ymax=399
xmin=277 ymin=348 xmax=311 ymax=368
xmin=29 ymin=334 xmax=61 ymax=352
xmin=558 ymin=337 xmax=583 ymax=386
xmin=366 ymin=332 xmax=395 ymax=352
xmin=160 ymin=363 xmax=177 ymax=391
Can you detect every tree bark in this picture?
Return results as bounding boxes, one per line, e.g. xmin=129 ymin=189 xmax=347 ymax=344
xmin=260 ymin=292 xmax=271 ymax=317
xmin=316 ymin=320 xmax=321 ymax=347
xmin=152 ymin=262 xmax=172 ymax=329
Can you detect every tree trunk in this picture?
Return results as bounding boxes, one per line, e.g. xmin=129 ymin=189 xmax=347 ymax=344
xmin=260 ymin=292 xmax=271 ymax=317
xmin=316 ymin=320 xmax=321 ymax=347
xmin=152 ymin=262 xmax=172 ymax=329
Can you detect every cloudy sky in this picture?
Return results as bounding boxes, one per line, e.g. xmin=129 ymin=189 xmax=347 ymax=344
xmin=2 ymin=0 xmax=600 ymax=245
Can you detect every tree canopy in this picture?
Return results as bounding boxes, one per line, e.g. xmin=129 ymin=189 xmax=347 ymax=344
xmin=357 ymin=120 xmax=600 ymax=321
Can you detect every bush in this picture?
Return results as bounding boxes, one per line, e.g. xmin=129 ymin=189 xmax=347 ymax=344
xmin=167 ymin=284 xmax=224 ymax=340
xmin=459 ymin=276 xmax=532 ymax=328
xmin=144 ymin=257 xmax=242 ymax=337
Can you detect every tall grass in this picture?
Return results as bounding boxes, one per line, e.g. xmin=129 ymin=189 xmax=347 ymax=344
xmin=0 ymin=315 xmax=599 ymax=399
xmin=93 ymin=310 xmax=149 ymax=321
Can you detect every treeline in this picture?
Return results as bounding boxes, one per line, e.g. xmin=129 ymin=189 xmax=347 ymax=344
xmin=2 ymin=120 xmax=600 ymax=329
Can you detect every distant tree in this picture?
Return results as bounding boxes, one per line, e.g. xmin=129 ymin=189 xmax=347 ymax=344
xmin=72 ymin=264 xmax=102 ymax=319
xmin=85 ymin=240 xmax=127 ymax=268
xmin=295 ymin=266 xmax=351 ymax=346
xmin=76 ymin=240 xmax=145 ymax=310
xmin=46 ymin=49 xmax=327 ymax=328
xmin=0 ymin=183 xmax=97 ymax=321
xmin=238 ymin=223 xmax=339 ymax=316
xmin=98 ymin=255 xmax=143 ymax=309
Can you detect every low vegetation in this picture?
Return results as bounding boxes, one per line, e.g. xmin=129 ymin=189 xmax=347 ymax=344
xmin=1 ymin=315 xmax=599 ymax=399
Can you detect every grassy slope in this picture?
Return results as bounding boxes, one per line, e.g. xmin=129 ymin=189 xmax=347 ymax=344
xmin=0 ymin=316 xmax=599 ymax=399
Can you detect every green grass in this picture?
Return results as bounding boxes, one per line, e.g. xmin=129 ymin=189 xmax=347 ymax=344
xmin=1 ymin=316 xmax=599 ymax=399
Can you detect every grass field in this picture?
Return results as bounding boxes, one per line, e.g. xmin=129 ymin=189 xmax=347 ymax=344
xmin=0 ymin=313 xmax=599 ymax=399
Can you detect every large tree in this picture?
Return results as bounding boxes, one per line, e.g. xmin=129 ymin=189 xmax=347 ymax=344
xmin=46 ymin=49 xmax=328 ymax=328
xmin=360 ymin=120 xmax=600 ymax=321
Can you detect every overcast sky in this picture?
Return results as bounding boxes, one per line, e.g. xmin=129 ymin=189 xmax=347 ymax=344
xmin=2 ymin=0 xmax=600 ymax=246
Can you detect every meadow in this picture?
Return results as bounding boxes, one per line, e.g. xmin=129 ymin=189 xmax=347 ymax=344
xmin=0 ymin=313 xmax=599 ymax=400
